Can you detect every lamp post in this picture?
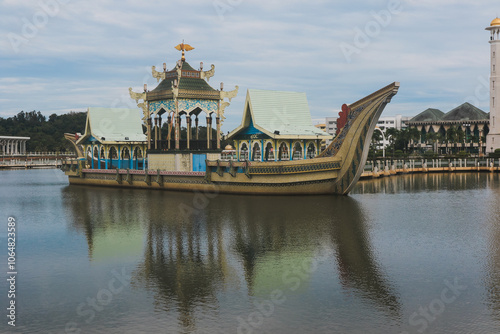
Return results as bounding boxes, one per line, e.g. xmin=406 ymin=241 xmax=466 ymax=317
xmin=374 ymin=127 xmax=386 ymax=158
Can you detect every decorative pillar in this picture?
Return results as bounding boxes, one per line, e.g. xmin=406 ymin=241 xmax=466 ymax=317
xmin=154 ymin=116 xmax=158 ymax=150
xmin=147 ymin=117 xmax=152 ymax=150
xmin=186 ymin=116 xmax=192 ymax=150
xmin=158 ymin=115 xmax=162 ymax=144
xmin=118 ymin=146 xmax=122 ymax=169
xmin=105 ymin=148 xmax=108 ymax=170
xmin=195 ymin=117 xmax=199 ymax=140
xmin=130 ymin=146 xmax=133 ymax=169
xmin=175 ymin=115 xmax=180 ymax=150
xmin=206 ymin=116 xmax=211 ymax=149
xmin=216 ymin=117 xmax=221 ymax=149
xmin=167 ymin=115 xmax=172 ymax=150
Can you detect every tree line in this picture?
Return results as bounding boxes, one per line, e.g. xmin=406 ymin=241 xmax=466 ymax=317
xmin=0 ymin=110 xmax=87 ymax=152
xmin=370 ymin=126 xmax=485 ymax=157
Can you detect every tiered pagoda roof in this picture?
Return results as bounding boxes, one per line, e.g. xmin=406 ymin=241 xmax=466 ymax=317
xmin=147 ymin=61 xmax=220 ymax=101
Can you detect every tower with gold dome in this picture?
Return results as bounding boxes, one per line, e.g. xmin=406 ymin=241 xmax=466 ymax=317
xmin=486 ymin=18 xmax=500 ymax=153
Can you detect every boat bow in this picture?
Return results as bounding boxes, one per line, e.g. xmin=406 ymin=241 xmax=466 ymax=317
xmin=319 ymin=82 xmax=400 ymax=195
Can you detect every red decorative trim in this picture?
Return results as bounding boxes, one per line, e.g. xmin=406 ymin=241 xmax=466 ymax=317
xmin=336 ymin=104 xmax=350 ymax=135
xmin=82 ymin=169 xmax=205 ymax=177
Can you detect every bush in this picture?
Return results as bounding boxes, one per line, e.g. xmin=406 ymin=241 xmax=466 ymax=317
xmin=495 ymin=148 xmax=500 ymax=154
xmin=457 ymin=151 xmax=469 ymax=157
xmin=394 ymin=150 xmax=403 ymax=157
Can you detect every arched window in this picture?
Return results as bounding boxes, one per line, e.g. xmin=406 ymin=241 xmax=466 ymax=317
xmin=252 ymin=142 xmax=261 ymax=161
xmin=307 ymin=142 xmax=316 ymax=159
xmin=265 ymin=142 xmax=274 ymax=161
xmin=121 ymin=147 xmax=130 ymax=159
xmin=240 ymin=142 xmax=249 ymax=161
xmin=279 ymin=142 xmax=289 ymax=161
xmin=292 ymin=142 xmax=302 ymax=160
xmin=109 ymin=147 xmax=118 ymax=168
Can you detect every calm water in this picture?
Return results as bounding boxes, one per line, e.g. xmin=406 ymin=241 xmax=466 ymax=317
xmin=1 ymin=169 xmax=500 ymax=333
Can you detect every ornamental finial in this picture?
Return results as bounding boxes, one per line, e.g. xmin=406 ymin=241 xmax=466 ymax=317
xmin=174 ymin=40 xmax=194 ymax=61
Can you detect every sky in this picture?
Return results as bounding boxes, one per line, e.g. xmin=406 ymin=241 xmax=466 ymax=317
xmin=0 ymin=0 xmax=498 ymax=131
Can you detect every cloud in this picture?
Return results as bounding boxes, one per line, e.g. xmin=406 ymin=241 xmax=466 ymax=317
xmin=0 ymin=0 xmax=498 ymax=128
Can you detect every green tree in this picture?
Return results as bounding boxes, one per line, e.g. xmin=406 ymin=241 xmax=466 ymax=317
xmin=385 ymin=128 xmax=399 ymax=157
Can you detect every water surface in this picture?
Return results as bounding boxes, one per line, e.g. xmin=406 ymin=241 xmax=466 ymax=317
xmin=1 ymin=169 xmax=500 ymax=333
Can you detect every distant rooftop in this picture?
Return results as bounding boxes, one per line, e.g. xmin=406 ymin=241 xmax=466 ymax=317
xmin=409 ymin=108 xmax=445 ymax=122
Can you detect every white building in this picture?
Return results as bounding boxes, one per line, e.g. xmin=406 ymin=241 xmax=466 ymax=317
xmin=486 ymin=17 xmax=500 ymax=153
xmin=325 ymin=116 xmax=338 ymax=145
xmin=375 ymin=115 xmax=411 ymax=148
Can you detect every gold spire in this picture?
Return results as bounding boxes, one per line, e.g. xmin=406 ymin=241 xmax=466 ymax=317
xmin=174 ymin=41 xmax=194 ymax=61
xmin=491 ymin=17 xmax=500 ymax=26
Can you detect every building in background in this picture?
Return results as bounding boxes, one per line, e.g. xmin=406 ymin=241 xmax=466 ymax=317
xmin=314 ymin=123 xmax=327 ymax=150
xmin=406 ymin=103 xmax=489 ymax=154
xmin=375 ymin=115 xmax=411 ymax=148
xmin=486 ymin=17 xmax=500 ymax=153
xmin=325 ymin=117 xmax=338 ymax=146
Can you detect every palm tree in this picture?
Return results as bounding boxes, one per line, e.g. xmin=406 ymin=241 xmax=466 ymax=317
xmin=371 ymin=130 xmax=383 ymax=159
xmin=398 ymin=129 xmax=410 ymax=154
xmin=456 ymin=127 xmax=465 ymax=151
xmin=446 ymin=126 xmax=457 ymax=154
xmin=385 ymin=128 xmax=399 ymax=157
xmin=426 ymin=132 xmax=437 ymax=153
xmin=408 ymin=127 xmax=421 ymax=153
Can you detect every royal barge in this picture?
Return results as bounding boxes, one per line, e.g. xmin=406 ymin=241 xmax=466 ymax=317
xmin=62 ymin=44 xmax=399 ymax=195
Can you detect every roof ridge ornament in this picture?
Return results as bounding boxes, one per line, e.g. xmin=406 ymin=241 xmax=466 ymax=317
xmin=151 ymin=65 xmax=166 ymax=82
xmin=174 ymin=41 xmax=194 ymax=61
xmin=200 ymin=64 xmax=215 ymax=82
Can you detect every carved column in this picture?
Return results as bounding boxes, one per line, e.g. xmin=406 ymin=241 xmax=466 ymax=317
xmin=175 ymin=115 xmax=180 ymax=150
xmin=158 ymin=115 xmax=162 ymax=147
xmin=187 ymin=116 xmax=191 ymax=150
xmin=206 ymin=116 xmax=211 ymax=150
xmin=195 ymin=117 xmax=199 ymax=140
xmin=167 ymin=115 xmax=172 ymax=150
xmin=216 ymin=117 xmax=221 ymax=149
xmin=147 ymin=117 xmax=152 ymax=150
xmin=154 ymin=116 xmax=158 ymax=150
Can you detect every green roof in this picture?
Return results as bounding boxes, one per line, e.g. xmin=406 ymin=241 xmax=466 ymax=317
xmin=150 ymin=61 xmax=216 ymax=93
xmin=228 ymin=89 xmax=331 ymax=139
xmin=441 ymin=102 xmax=488 ymax=121
xmin=409 ymin=108 xmax=444 ymax=122
xmin=80 ymin=107 xmax=146 ymax=143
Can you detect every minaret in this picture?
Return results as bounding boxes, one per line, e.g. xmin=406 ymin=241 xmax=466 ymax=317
xmin=486 ymin=17 xmax=500 ymax=153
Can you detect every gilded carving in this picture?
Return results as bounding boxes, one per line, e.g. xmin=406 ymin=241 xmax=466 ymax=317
xmin=219 ymin=101 xmax=230 ymax=124
xmin=152 ymin=66 xmax=166 ymax=82
xmin=137 ymin=102 xmax=149 ymax=121
xmin=220 ymin=85 xmax=239 ymax=102
xmin=200 ymin=64 xmax=215 ymax=82
xmin=128 ymin=87 xmax=146 ymax=103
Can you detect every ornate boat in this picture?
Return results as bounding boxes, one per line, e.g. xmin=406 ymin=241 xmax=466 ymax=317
xmin=62 ymin=46 xmax=399 ymax=195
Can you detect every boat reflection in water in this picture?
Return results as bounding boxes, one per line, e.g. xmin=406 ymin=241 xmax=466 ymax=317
xmin=353 ymin=172 xmax=500 ymax=194
xmin=63 ymin=185 xmax=400 ymax=331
